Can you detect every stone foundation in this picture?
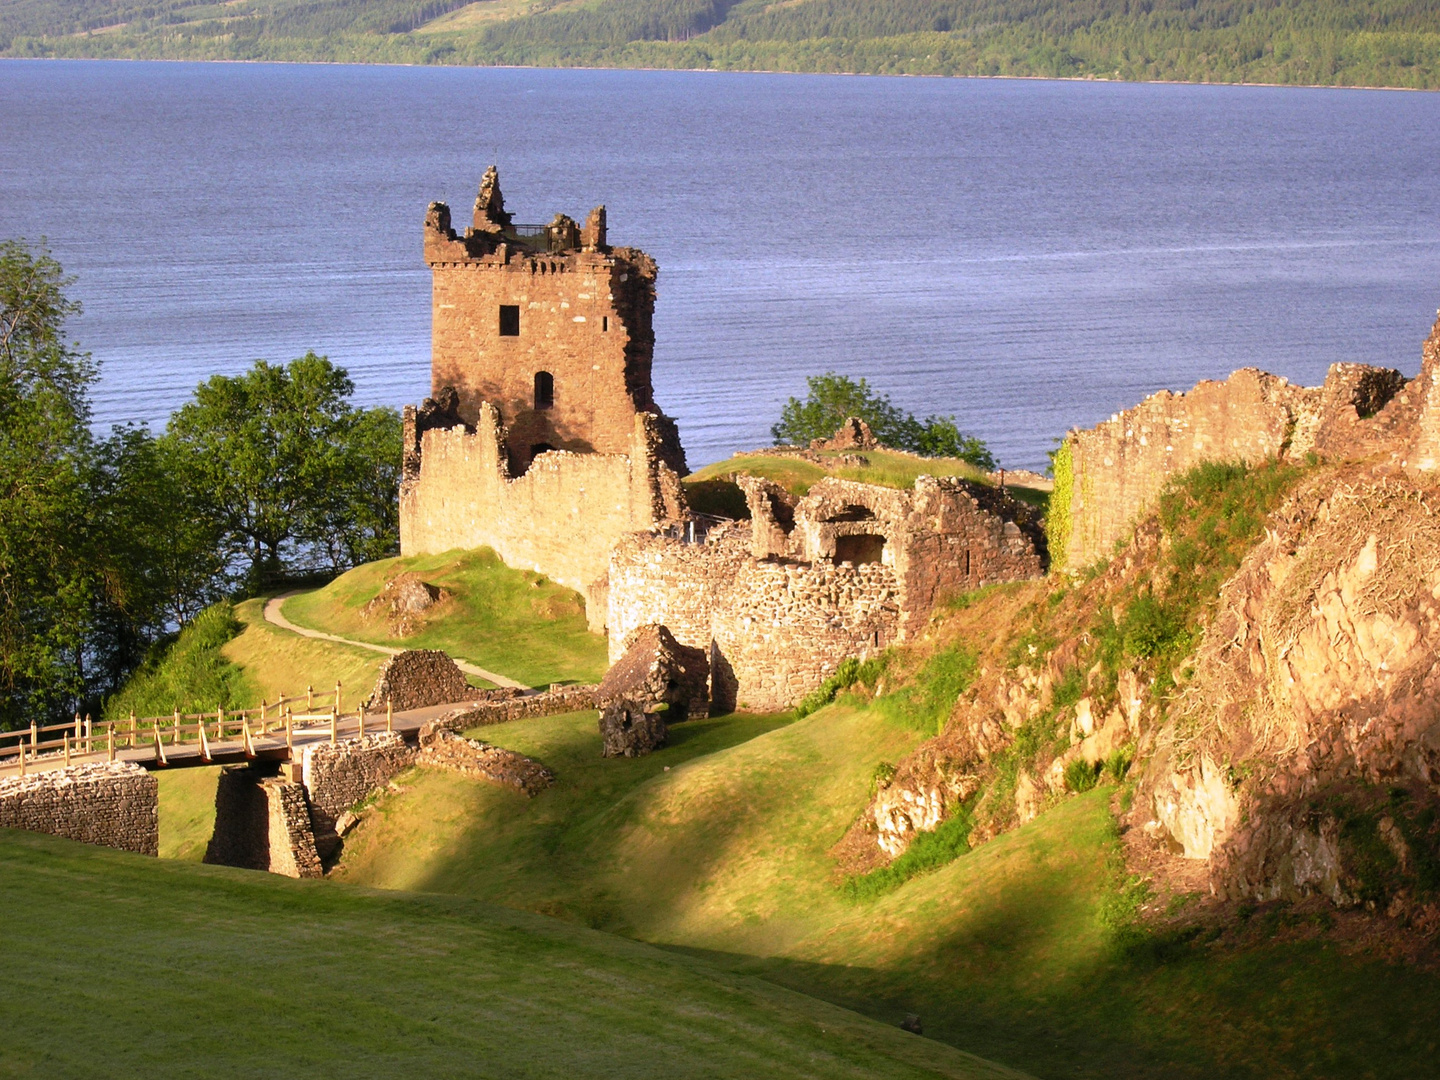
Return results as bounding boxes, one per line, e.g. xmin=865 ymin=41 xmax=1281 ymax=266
xmin=302 ymin=732 xmax=417 ymax=858
xmin=417 ymin=730 xmax=554 ymax=796
xmin=204 ymin=766 xmax=322 ymax=878
xmin=423 ymin=685 xmax=600 ymax=736
xmin=0 ymin=762 xmax=157 ymax=856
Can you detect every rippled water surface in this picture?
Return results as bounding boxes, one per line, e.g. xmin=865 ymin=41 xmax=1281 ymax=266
xmin=3 ymin=60 xmax=1439 ymax=469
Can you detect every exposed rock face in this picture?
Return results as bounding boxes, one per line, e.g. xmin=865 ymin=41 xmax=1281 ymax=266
xmin=599 ymin=623 xmax=709 ymax=720
xmin=366 ymin=649 xmax=470 ymax=711
xmin=1133 ymin=468 xmax=1440 ymax=910
xmin=362 ymin=572 xmax=448 ymax=636
xmin=599 ymin=700 xmax=667 ymax=758
xmin=418 ymin=729 xmax=554 ymax=796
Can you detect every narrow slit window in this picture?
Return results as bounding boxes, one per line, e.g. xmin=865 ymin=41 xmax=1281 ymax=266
xmin=499 ymin=305 xmax=520 ymax=337
xmin=601 ymin=316 xmax=609 ymax=332
xmin=534 ymin=371 xmax=554 ymax=410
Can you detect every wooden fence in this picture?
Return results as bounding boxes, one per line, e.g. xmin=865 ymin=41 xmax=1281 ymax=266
xmin=0 ymin=683 xmax=396 ymax=776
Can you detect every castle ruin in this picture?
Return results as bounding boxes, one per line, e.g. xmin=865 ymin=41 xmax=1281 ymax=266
xmin=400 ymin=170 xmax=1047 ymax=709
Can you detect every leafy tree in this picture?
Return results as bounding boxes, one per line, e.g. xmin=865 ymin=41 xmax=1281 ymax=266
xmin=771 ymin=371 xmax=995 ymax=469
xmin=165 ymin=353 xmax=401 ymax=587
xmin=0 ymin=240 xmax=100 ymax=726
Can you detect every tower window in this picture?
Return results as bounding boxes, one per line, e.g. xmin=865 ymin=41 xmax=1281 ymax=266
xmin=534 ymin=370 xmax=554 ymax=410
xmin=601 ymin=316 xmax=609 ymax=332
xmin=499 ymin=305 xmax=520 ymax=336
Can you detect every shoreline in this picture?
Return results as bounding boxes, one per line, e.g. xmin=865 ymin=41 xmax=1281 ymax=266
xmin=1 ymin=53 xmax=1435 ymax=95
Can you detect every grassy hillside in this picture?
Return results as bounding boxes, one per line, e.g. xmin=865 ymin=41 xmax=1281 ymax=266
xmin=280 ymin=547 xmax=607 ymax=687
xmin=0 ymin=827 xmax=1022 ymax=1080
xmin=327 ymin=699 xmax=1440 ymax=1079
xmin=5 ymin=0 xmax=1439 ymax=88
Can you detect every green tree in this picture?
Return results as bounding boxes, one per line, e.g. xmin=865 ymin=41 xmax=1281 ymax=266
xmin=165 ymin=353 xmax=401 ymax=587
xmin=0 ymin=240 xmax=100 ymax=726
xmin=771 ymin=371 xmax=994 ymax=468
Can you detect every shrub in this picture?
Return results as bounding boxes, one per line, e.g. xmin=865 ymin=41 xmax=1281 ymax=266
xmin=794 ymin=657 xmax=861 ymax=718
xmin=843 ymin=800 xmax=975 ymax=901
xmin=1104 ymin=744 xmax=1135 ymax=782
xmin=103 ymin=602 xmax=248 ymax=721
xmin=1064 ymin=757 xmax=1100 ymax=793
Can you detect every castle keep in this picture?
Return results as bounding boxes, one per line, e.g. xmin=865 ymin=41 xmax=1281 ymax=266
xmin=401 ymin=170 xmax=1047 ymax=709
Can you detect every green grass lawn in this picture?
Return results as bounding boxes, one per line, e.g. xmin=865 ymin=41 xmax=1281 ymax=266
xmin=0 ymin=827 xmax=1024 ymax=1080
xmin=224 ymin=596 xmax=389 ymax=706
xmin=281 ymin=548 xmax=607 ymax=688
xmin=329 ymin=700 xmax=1440 ymax=1080
xmin=155 ymin=766 xmax=221 ymax=860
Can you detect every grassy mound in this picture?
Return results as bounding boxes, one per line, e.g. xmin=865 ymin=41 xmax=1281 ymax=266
xmin=328 ymin=697 xmax=1440 ymax=1079
xmin=0 ymin=828 xmax=1020 ymax=1080
xmin=281 ymin=548 xmax=607 ymax=688
xmin=103 ymin=603 xmax=255 ymax=722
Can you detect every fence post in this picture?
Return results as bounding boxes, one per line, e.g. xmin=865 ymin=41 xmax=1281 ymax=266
xmin=173 ymin=707 xmax=181 ymax=746
xmin=129 ymin=710 xmax=137 ymax=749
xmin=330 ymin=710 xmax=337 ymax=745
xmin=30 ymin=721 xmax=37 ymax=751
xmin=84 ymin=714 xmax=92 ymax=755
xmin=198 ymin=716 xmax=211 ymax=762
xmin=217 ymin=706 xmax=225 ymax=743
xmin=107 ymin=724 xmax=115 ymax=762
xmin=386 ymin=696 xmax=393 ymax=733
xmin=63 ymin=732 xmax=70 ymax=767
xmin=18 ymin=742 xmax=25 ymax=777
xmin=307 ymin=685 xmax=313 ymax=710
xmin=357 ymin=703 xmax=365 ymax=738
xmin=286 ymin=709 xmax=293 ymax=754
xmin=73 ymin=712 xmax=81 ymax=748
xmin=154 ymin=728 xmax=167 ymax=766
xmin=335 ymin=682 xmax=342 ymax=716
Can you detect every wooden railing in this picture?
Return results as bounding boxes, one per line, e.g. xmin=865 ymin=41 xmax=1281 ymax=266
xmin=0 ymin=683 xmax=396 ymax=776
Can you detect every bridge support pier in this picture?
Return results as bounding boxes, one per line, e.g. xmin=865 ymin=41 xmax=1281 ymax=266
xmin=204 ymin=764 xmax=322 ymax=878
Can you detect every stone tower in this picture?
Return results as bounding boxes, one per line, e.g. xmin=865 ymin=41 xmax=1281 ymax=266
xmin=422 ymin=167 xmax=685 ymax=475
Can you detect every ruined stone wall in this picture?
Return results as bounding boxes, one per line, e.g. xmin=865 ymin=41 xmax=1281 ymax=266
xmin=417 ymin=730 xmax=554 ymax=796
xmin=0 ymin=762 xmax=157 ymax=856
xmin=606 ymin=525 xmax=752 ymax=661
xmin=400 ymin=405 xmax=683 ymax=617
xmin=301 ymin=733 xmax=416 ymax=842
xmin=713 ymin=560 xmax=900 ymax=712
xmin=424 ymin=684 xmax=601 ymax=735
xmin=1064 ymin=369 xmax=1309 ymax=571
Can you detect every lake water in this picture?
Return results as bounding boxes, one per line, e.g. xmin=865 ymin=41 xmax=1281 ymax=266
xmin=2 ymin=60 xmax=1439 ymax=471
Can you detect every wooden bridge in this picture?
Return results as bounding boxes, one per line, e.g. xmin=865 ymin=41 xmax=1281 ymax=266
xmin=0 ymin=685 xmax=446 ymax=778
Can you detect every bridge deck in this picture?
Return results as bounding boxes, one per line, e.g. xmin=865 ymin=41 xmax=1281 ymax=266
xmin=0 ymin=700 xmax=476 ymax=777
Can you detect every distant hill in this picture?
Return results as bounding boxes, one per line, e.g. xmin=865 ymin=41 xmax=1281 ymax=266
xmin=4 ymin=0 xmax=1440 ymax=87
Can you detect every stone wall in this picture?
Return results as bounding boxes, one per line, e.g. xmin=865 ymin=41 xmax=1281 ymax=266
xmin=301 ymin=733 xmax=416 ymax=852
xmin=399 ymin=404 xmax=684 ymax=623
xmin=417 ymin=730 xmax=554 ymax=796
xmin=0 ymin=762 xmax=157 ymax=856
xmin=607 ymin=476 xmax=1043 ymax=712
xmin=366 ymin=649 xmax=470 ymax=711
xmin=424 ymin=684 xmax=600 ymax=736
xmin=1059 ymin=317 xmax=1440 ymax=571
xmin=205 ymin=766 xmax=322 ymax=878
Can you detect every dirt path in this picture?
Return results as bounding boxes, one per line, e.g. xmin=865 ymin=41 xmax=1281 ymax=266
xmin=262 ymin=594 xmax=529 ymax=690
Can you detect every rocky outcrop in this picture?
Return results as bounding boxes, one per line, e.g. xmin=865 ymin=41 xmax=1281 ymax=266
xmin=599 ymin=623 xmax=709 ymax=720
xmin=362 ymin=573 xmax=448 ymax=636
xmin=366 ymin=649 xmax=470 ymax=711
xmin=417 ymin=729 xmax=554 ymax=796
xmin=599 ymin=700 xmax=667 ymax=757
xmin=1133 ymin=468 xmax=1440 ymax=912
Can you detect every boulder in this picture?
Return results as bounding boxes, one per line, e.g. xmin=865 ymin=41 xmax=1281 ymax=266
xmin=362 ymin=572 xmax=447 ymax=637
xmin=599 ymin=700 xmax=667 ymax=758
xmin=599 ymin=624 xmax=709 ymax=720
xmin=367 ymin=649 xmax=470 ymax=712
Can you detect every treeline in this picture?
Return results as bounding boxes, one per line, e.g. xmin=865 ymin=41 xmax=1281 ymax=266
xmin=5 ymin=0 xmax=1440 ymax=87
xmin=0 ymin=240 xmax=399 ymax=729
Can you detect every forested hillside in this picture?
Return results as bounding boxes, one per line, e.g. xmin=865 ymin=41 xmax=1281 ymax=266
xmin=4 ymin=0 xmax=1439 ymax=87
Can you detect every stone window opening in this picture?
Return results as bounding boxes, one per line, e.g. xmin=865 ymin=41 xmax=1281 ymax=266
xmin=602 ymin=316 xmax=610 ymax=332
xmin=827 ymin=504 xmax=876 ymax=523
xmin=834 ymin=533 xmax=886 ymax=566
xmin=499 ymin=304 xmax=521 ymax=337
xmin=534 ymin=370 xmax=554 ymax=410
xmin=964 ymin=549 xmax=971 ymax=577
xmin=530 ymin=442 xmax=555 ymax=461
